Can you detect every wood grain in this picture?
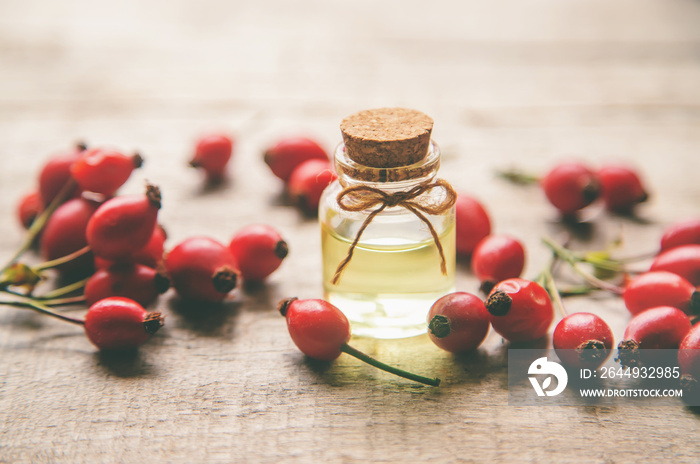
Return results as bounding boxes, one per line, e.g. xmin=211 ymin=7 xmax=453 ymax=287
xmin=1 ymin=0 xmax=700 ymax=462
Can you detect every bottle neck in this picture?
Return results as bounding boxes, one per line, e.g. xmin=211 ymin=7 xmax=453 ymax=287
xmin=334 ymin=140 xmax=441 ymax=191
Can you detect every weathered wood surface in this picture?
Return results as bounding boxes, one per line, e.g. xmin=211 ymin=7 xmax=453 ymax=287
xmin=1 ymin=0 xmax=700 ymax=462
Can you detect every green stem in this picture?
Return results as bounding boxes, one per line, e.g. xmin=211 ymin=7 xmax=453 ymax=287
xmin=0 ymin=287 xmax=29 ymax=298
xmin=614 ymin=250 xmax=659 ymax=263
xmin=541 ymin=237 xmax=624 ymax=295
xmin=340 ymin=344 xmax=441 ymax=387
xmin=573 ymin=254 xmax=625 ymax=273
xmin=558 ymin=285 xmax=598 ymax=297
xmin=36 ymin=277 xmax=89 ymax=300
xmin=496 ymin=168 xmax=541 ymax=186
xmin=33 ymin=246 xmax=91 ymax=272
xmin=0 ymin=298 xmax=85 ymax=325
xmin=42 ymin=296 xmax=86 ymax=306
xmin=542 ymin=269 xmax=568 ymax=318
xmin=1 ymin=179 xmax=78 ymax=273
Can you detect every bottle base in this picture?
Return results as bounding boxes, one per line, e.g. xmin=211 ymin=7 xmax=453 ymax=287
xmin=325 ymin=288 xmax=454 ymax=339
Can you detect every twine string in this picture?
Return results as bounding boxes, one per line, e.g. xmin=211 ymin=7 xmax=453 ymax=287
xmin=331 ymin=178 xmax=457 ymax=285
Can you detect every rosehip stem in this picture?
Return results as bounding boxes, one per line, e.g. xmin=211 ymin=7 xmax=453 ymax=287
xmin=1 ymin=179 xmax=78 ymax=274
xmin=496 ymin=168 xmax=540 ymax=185
xmin=541 ymin=269 xmax=568 ymax=318
xmin=33 ymin=246 xmax=91 ymax=272
xmin=36 ymin=277 xmax=89 ymax=300
xmin=541 ymin=237 xmax=624 ymax=295
xmin=41 ymin=296 xmax=87 ymax=306
xmin=612 ymin=250 xmax=659 ymax=263
xmin=558 ymin=285 xmax=598 ymax=297
xmin=340 ymin=343 xmax=441 ymax=387
xmin=0 ymin=298 xmax=85 ymax=325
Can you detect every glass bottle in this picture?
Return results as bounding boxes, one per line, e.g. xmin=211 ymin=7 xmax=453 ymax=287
xmin=319 ymin=108 xmax=456 ymax=339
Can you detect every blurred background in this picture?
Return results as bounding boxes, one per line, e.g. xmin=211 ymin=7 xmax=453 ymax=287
xmin=2 ymin=0 xmax=699 ymax=259
xmin=3 ymin=0 xmax=700 ymax=294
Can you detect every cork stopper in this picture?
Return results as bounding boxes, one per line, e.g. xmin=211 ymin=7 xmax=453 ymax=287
xmin=340 ymin=108 xmax=433 ymax=168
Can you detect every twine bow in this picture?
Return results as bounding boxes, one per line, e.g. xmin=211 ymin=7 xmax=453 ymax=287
xmin=331 ymin=178 xmax=457 ymax=285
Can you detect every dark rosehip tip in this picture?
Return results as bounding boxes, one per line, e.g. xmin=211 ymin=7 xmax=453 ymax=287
xmin=212 ymin=265 xmax=238 ymax=294
xmin=132 ymin=152 xmax=144 ymax=169
xmin=145 ymin=183 xmax=162 ymax=209
xmin=143 ymin=312 xmax=165 ymax=335
xmin=680 ymin=374 xmax=698 ymax=393
xmin=479 ymin=280 xmax=496 ymax=295
xmin=275 ymin=240 xmax=289 ymax=260
xmin=277 ymin=297 xmax=298 ymax=317
xmin=689 ymin=290 xmax=700 ymax=315
xmin=485 ymin=290 xmax=512 ymax=317
xmin=428 ymin=314 xmax=451 ymax=339
xmin=615 ymin=339 xmax=641 ymax=368
xmin=582 ymin=180 xmax=601 ymax=203
xmin=263 ymin=150 xmax=273 ymax=167
xmin=576 ymin=339 xmax=608 ymax=363
xmin=188 ymin=160 xmax=200 ymax=169
xmin=638 ymin=191 xmax=649 ymax=204
xmin=154 ymin=270 xmax=171 ymax=294
xmin=76 ymin=141 xmax=88 ymax=151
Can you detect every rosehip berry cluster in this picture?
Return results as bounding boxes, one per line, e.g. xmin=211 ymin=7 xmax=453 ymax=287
xmin=542 ymin=161 xmax=649 ymax=216
xmin=164 ymin=224 xmax=289 ymax=302
xmin=502 ymin=160 xmax=650 ymax=218
xmin=3 ymin=142 xmax=171 ymax=351
xmin=263 ymin=136 xmax=337 ymax=216
xmin=425 ymin=279 xmax=556 ymax=355
xmin=541 ymin=216 xmax=700 ymax=392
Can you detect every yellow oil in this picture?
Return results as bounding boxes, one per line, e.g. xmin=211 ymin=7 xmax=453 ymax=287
xmin=322 ymin=222 xmax=456 ymax=339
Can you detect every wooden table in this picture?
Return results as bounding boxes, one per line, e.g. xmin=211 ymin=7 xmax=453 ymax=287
xmin=2 ymin=0 xmax=700 ymax=462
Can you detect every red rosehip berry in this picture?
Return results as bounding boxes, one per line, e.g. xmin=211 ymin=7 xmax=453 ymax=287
xmin=485 ymin=278 xmax=554 ymax=342
xmin=71 ymin=148 xmax=142 ymax=196
xmin=229 ymin=224 xmax=288 ymax=282
xmin=553 ymin=313 xmax=614 ymax=369
xmin=649 ymin=244 xmax=700 ymax=286
xmin=678 ymin=324 xmax=700 ymax=386
xmin=165 ymin=236 xmax=239 ymax=302
xmin=455 ymin=194 xmax=491 ymax=256
xmin=540 ymin=161 xmax=600 ymax=215
xmin=38 ymin=143 xmax=85 ymax=205
xmin=84 ymin=297 xmax=164 ymax=350
xmin=279 ymin=298 xmax=350 ymax=361
xmin=288 ymin=159 xmax=337 ymax=216
xmin=622 ymin=306 xmax=691 ymax=349
xmin=95 ymin=224 xmax=167 ymax=270
xmin=471 ymin=235 xmax=526 ymax=293
xmin=85 ymin=263 xmax=170 ymax=307
xmin=86 ymin=184 xmax=161 ymax=261
xmin=617 ymin=306 xmax=691 ymax=368
xmin=190 ymin=133 xmax=234 ymax=180
xmin=17 ymin=191 xmax=43 ymax=229
xmin=596 ymin=164 xmax=649 ymax=213
xmin=264 ymin=136 xmax=329 ymax=183
xmin=623 ymin=271 xmax=700 ymax=316
xmin=427 ymin=292 xmax=490 ymax=353
xmin=40 ymin=197 xmax=100 ymax=274
xmin=660 ymin=218 xmax=700 ymax=251
xmin=278 ymin=297 xmax=440 ymax=386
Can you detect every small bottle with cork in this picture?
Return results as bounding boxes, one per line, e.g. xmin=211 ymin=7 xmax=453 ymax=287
xmin=319 ymin=108 xmax=457 ymax=339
